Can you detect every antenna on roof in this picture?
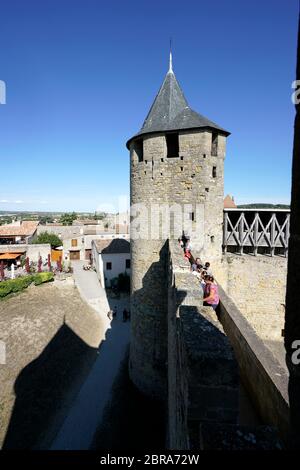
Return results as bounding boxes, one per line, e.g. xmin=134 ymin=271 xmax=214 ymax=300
xmin=169 ymin=37 xmax=173 ymax=73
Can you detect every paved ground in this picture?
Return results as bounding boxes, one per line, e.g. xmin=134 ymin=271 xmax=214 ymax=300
xmin=49 ymin=296 xmax=130 ymax=450
xmin=0 ymin=281 xmax=106 ymax=449
xmin=72 ymin=261 xmax=110 ymax=325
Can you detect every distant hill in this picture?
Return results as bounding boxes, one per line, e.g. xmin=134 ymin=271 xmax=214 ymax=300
xmin=237 ymin=203 xmax=290 ymax=209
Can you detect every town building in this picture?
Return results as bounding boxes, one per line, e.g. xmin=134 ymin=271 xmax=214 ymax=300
xmin=0 ymin=243 xmax=51 ymax=265
xmin=92 ymin=238 xmax=130 ymax=287
xmin=0 ymin=221 xmax=39 ymax=245
xmin=37 ymin=224 xmax=129 ymax=261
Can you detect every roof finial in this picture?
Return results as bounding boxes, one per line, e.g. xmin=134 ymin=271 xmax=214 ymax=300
xmin=168 ymin=38 xmax=173 ymax=73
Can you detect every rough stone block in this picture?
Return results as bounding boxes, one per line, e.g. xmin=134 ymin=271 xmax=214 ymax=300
xmin=199 ymin=423 xmax=283 ymax=450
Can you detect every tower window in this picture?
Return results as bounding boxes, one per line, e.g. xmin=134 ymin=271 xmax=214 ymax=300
xmin=211 ymin=133 xmax=218 ymax=156
xmin=135 ymin=140 xmax=143 ymax=162
xmin=166 ymin=133 xmax=179 ymax=158
xmin=106 ymin=262 xmax=112 ymax=270
xmin=212 ymin=166 xmax=217 ymax=178
xmin=189 ymin=212 xmax=195 ymax=221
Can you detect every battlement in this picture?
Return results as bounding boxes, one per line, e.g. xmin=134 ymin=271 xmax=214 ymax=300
xmin=166 ymin=240 xmax=288 ymax=449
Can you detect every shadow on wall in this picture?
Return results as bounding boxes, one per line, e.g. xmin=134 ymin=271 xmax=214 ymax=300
xmin=129 ymin=241 xmax=169 ymax=399
xmin=3 ymin=323 xmax=99 ymax=450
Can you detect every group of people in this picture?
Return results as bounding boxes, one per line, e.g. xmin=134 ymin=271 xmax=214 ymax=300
xmin=107 ymin=306 xmax=131 ymax=322
xmin=191 ymin=258 xmax=219 ymax=310
xmin=178 ymin=233 xmax=220 ymax=311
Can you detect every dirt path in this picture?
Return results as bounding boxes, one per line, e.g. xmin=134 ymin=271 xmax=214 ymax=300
xmin=0 ymin=281 xmax=106 ymax=449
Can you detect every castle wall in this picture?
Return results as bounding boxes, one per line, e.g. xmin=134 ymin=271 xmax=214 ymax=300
xmin=213 ymin=254 xmax=287 ymax=343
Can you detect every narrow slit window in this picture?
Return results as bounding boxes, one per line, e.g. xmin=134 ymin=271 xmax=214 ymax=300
xmin=135 ymin=140 xmax=143 ymax=162
xmin=211 ymin=133 xmax=218 ymax=156
xmin=166 ymin=133 xmax=179 ymax=158
xmin=212 ymin=166 xmax=217 ymax=178
xmin=189 ymin=212 xmax=195 ymax=221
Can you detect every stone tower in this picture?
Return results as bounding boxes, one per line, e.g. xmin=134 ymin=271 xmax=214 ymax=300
xmin=126 ymin=53 xmax=230 ymax=399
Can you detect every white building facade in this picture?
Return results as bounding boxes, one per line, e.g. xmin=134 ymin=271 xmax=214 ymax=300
xmin=91 ymin=238 xmax=130 ymax=288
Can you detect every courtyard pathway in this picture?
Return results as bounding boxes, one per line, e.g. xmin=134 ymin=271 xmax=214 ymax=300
xmin=71 ymin=261 xmax=111 ymax=331
xmin=49 ymin=296 xmax=130 ymax=450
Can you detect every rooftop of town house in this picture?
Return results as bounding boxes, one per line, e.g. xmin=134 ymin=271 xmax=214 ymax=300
xmin=0 ymin=220 xmax=39 ymax=237
xmin=73 ymin=219 xmax=104 ymax=226
xmin=224 ymin=194 xmax=237 ymax=209
xmin=93 ymin=238 xmax=130 ymax=254
xmin=126 ymin=52 xmax=230 ymax=149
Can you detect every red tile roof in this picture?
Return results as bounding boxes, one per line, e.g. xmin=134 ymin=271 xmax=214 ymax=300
xmin=224 ymin=195 xmax=237 ymax=209
xmin=0 ymin=221 xmax=39 ymax=237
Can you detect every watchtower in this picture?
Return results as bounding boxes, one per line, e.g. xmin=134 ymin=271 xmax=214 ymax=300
xmin=126 ymin=53 xmax=230 ymax=398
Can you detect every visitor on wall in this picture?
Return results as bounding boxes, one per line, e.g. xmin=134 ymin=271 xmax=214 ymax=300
xmin=203 ymin=275 xmax=219 ymax=311
xmin=191 ymin=257 xmax=202 ymax=272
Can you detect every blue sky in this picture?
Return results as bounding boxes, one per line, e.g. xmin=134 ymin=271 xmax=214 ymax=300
xmin=0 ymin=0 xmax=298 ymax=212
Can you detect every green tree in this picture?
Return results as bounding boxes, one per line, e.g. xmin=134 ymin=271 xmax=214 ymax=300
xmin=59 ymin=212 xmax=77 ymax=226
xmin=33 ymin=231 xmax=62 ymax=247
xmin=39 ymin=216 xmax=54 ymax=224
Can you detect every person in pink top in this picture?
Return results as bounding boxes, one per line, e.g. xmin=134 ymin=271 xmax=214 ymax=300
xmin=203 ymin=275 xmax=219 ymax=311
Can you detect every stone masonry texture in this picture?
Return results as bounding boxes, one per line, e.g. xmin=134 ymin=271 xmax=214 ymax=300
xmin=214 ymin=253 xmax=287 ymax=343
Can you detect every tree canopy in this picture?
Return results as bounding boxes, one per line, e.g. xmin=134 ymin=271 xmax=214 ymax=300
xmin=59 ymin=212 xmax=77 ymax=226
xmin=33 ymin=231 xmax=62 ymax=248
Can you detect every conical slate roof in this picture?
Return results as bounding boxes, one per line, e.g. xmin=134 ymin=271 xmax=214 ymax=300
xmin=126 ymin=60 xmax=230 ymax=149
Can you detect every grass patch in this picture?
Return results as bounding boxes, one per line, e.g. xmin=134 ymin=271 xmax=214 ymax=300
xmin=0 ymin=273 xmax=54 ymax=299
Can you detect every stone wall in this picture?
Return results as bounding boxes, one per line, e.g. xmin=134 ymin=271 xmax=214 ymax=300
xmin=37 ymin=225 xmax=83 ymax=238
xmin=167 ymin=241 xmax=239 ymax=449
xmin=218 ymin=285 xmax=289 ymax=441
xmin=167 ymin=241 xmax=289 ymax=447
xmin=213 ymin=254 xmax=287 ymax=343
xmin=0 ymin=244 xmax=51 ymax=262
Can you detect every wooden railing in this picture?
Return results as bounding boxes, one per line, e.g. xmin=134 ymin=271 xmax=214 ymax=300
xmin=223 ymin=209 xmax=290 ymax=256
